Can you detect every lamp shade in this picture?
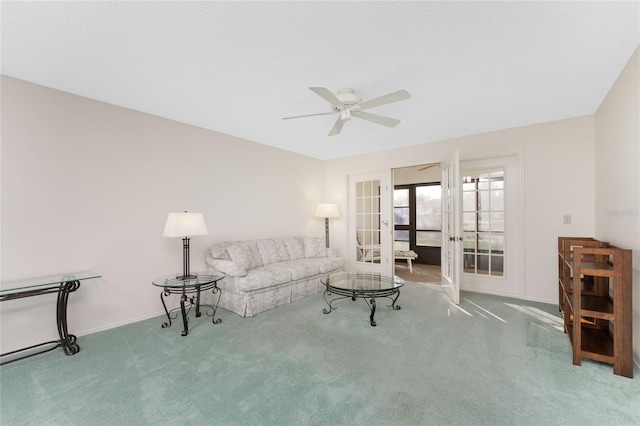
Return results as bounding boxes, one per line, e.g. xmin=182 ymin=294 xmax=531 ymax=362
xmin=163 ymin=212 xmax=208 ymax=237
xmin=315 ymin=203 xmax=340 ymax=218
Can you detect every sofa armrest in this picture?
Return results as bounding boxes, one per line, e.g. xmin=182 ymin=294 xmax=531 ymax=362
xmin=206 ymin=258 xmax=247 ymax=277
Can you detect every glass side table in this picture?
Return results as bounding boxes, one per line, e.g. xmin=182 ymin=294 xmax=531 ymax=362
xmin=152 ymin=272 xmax=224 ymax=336
xmin=0 ymin=271 xmax=102 ymax=365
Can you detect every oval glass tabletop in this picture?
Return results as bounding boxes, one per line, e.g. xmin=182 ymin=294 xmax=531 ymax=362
xmin=321 ymin=271 xmax=405 ymax=292
xmin=152 ymin=272 xmax=225 ymax=289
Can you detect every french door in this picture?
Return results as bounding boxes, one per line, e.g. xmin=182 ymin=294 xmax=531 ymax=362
xmin=460 ymin=156 xmax=522 ymax=297
xmin=440 ymin=149 xmax=462 ymax=304
xmin=348 ymin=171 xmax=392 ymax=275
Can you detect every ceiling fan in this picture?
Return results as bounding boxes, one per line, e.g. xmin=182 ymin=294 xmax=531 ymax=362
xmin=418 ymin=164 xmax=438 ymax=171
xmin=282 ymin=87 xmax=411 ymax=136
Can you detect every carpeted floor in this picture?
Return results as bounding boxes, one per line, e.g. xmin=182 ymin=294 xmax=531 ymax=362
xmin=1 ymin=282 xmax=638 ymax=425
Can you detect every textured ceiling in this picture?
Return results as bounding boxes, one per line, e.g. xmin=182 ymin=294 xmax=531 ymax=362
xmin=2 ymin=1 xmax=639 ymax=160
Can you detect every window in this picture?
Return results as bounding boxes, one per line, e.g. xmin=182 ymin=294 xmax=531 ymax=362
xmin=394 ymin=183 xmax=442 ymax=263
xmin=462 ymin=168 xmax=504 ymax=276
xmin=415 ymin=185 xmax=441 ymax=248
xmin=394 ymin=189 xmax=410 ymax=250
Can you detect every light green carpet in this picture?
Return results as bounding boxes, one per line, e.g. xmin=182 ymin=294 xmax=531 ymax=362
xmin=1 ymin=282 xmax=638 ymax=425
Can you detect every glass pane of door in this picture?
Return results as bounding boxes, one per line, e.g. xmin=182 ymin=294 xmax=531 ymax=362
xmin=356 ymin=179 xmax=381 ymax=264
xmin=462 ymin=167 xmax=505 ymax=277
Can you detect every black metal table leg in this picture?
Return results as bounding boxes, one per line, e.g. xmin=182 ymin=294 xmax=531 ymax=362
xmin=160 ymin=290 xmax=173 ymax=328
xmin=370 ymin=297 xmax=377 ymax=327
xmin=56 ymin=280 xmax=81 ymax=355
xmin=207 ymin=286 xmax=223 ymax=325
xmin=390 ymin=290 xmax=402 ymax=311
xmin=195 ymin=286 xmax=202 ymax=318
xmin=180 ymin=292 xmax=189 ymax=336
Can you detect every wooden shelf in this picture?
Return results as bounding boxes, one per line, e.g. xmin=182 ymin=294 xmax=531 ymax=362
xmin=580 ymin=294 xmax=613 ymax=320
xmin=558 ymin=237 xmax=633 ymax=378
xmin=566 ymin=323 xmax=614 ymax=359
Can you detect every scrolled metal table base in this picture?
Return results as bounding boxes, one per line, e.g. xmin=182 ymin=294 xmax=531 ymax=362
xmin=322 ymin=286 xmax=401 ymax=327
xmin=1 ymin=279 xmax=81 ymax=365
xmin=160 ymin=283 xmax=222 ymax=336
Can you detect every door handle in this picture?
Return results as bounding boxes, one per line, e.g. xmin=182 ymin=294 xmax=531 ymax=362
xmin=381 ymin=220 xmax=389 ymax=227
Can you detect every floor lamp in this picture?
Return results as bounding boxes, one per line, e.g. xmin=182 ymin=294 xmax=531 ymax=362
xmin=163 ymin=211 xmax=208 ymax=280
xmin=315 ymin=203 xmax=340 ymax=248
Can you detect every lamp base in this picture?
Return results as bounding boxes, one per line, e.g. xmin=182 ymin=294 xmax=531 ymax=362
xmin=176 ymin=274 xmax=199 ymax=281
xmin=178 ymin=237 xmax=196 ymax=281
xmin=324 ymin=217 xmax=330 ymax=248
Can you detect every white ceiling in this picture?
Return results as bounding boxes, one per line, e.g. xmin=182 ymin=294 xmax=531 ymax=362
xmin=2 ymin=1 xmax=638 ymax=160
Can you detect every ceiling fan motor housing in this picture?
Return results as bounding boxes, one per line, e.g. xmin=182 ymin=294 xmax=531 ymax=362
xmin=336 ymin=88 xmax=361 ymax=105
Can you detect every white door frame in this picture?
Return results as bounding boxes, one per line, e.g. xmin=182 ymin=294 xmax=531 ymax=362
xmin=440 ymin=149 xmax=462 ymax=304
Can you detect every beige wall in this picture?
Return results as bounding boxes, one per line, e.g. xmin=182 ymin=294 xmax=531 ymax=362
xmin=325 ymin=115 xmax=596 ymax=304
xmin=1 ymin=76 xmax=325 ymax=352
xmin=594 ymin=46 xmax=639 ymax=363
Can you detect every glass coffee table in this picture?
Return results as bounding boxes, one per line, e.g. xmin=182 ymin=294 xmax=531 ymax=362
xmin=320 ymin=271 xmax=405 ymax=326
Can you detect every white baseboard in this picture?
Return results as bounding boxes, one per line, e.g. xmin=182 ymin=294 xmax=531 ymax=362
xmin=75 ymin=310 xmax=165 ymax=338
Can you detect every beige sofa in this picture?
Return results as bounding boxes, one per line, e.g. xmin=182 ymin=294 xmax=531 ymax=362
xmin=205 ymin=236 xmax=344 ymax=317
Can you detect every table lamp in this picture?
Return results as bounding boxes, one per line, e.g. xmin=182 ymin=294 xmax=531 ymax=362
xmin=163 ymin=211 xmax=208 ymax=280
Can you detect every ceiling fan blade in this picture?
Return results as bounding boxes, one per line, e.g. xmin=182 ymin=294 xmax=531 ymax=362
xmin=309 ymin=87 xmax=343 ymax=106
xmin=418 ymin=164 xmax=437 ymax=171
xmin=282 ymin=111 xmax=335 ymax=120
xmin=357 ymin=90 xmax=411 ymax=110
xmin=328 ymin=117 xmax=345 ymax=136
xmin=352 ymin=111 xmax=401 ymax=128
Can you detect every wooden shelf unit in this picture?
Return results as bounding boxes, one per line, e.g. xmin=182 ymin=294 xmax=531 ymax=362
xmin=558 ymin=237 xmax=633 ymax=378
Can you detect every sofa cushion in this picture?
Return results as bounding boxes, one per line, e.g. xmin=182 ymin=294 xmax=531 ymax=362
xmin=294 ymin=257 xmax=344 ymax=273
xmin=209 ymin=241 xmax=239 ymax=261
xmin=227 ymin=242 xmax=258 ymax=270
xmin=304 ymin=237 xmax=327 ymax=258
xmin=206 ymin=258 xmax=247 ymax=277
xmin=263 ymin=261 xmax=320 ymax=281
xmin=246 ymin=240 xmax=263 ymax=268
xmin=283 ymin=236 xmax=305 ymax=260
xmin=235 ymin=267 xmax=292 ymax=292
xmin=256 ymin=239 xmax=291 ymax=265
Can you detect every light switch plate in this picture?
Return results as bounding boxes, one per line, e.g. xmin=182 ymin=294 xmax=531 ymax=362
xmin=563 ymin=215 xmax=571 ymax=225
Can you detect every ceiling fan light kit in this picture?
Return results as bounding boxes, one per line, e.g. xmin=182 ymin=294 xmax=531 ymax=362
xmin=334 ymin=88 xmax=361 ymax=106
xmin=283 ymin=87 xmax=411 ymax=136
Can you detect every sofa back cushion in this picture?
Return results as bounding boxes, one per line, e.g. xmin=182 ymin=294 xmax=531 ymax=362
xmin=256 ymin=239 xmax=291 ymax=265
xmin=207 ymin=258 xmax=247 ymax=277
xmin=283 ymin=236 xmax=305 ymax=260
xmin=227 ymin=241 xmax=262 ymax=270
xmin=209 ymin=241 xmax=238 ymax=261
xmin=304 ymin=237 xmax=327 ymax=258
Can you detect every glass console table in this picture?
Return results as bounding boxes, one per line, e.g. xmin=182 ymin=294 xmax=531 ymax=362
xmin=0 ymin=271 xmax=101 ymax=365
xmin=152 ymin=272 xmax=224 ymax=336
